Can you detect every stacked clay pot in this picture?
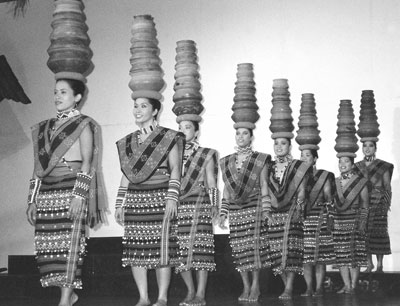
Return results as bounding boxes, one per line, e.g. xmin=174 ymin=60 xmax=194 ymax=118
xmin=357 ymin=90 xmax=380 ymax=143
xmin=128 ymin=15 xmax=164 ymax=101
xmin=269 ymin=79 xmax=294 ymax=139
xmin=334 ymin=100 xmax=359 ymax=158
xmin=231 ymin=63 xmax=259 ymax=129
xmin=47 ymin=0 xmax=93 ymax=82
xmin=295 ymin=93 xmax=321 ymax=150
xmin=172 ymin=40 xmax=203 ymax=123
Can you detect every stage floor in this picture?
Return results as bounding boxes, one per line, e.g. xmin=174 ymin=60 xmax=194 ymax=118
xmin=1 ymin=293 xmax=400 ymax=306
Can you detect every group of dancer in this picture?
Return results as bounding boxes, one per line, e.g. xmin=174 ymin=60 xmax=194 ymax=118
xmin=25 ymin=78 xmax=393 ymax=306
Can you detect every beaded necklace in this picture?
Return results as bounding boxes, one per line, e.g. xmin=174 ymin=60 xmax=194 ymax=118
xmin=273 ymin=154 xmax=292 ymax=184
xmin=183 ymin=139 xmax=199 ymax=166
xmin=235 ymin=145 xmax=253 ymax=170
xmin=136 ymin=121 xmax=158 ymax=145
xmin=364 ymin=154 xmax=376 ymax=162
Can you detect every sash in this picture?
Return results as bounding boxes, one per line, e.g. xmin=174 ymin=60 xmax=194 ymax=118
xmin=180 ymin=147 xmax=218 ymax=198
xmin=306 ymin=170 xmax=334 ymax=211
xmin=31 ymin=114 xmax=105 ymax=227
xmin=268 ymin=159 xmax=312 ymax=210
xmin=334 ymin=173 xmax=368 ymax=212
xmin=356 ymin=159 xmax=394 ymax=183
xmin=116 ymin=126 xmax=184 ymax=184
xmin=220 ymin=152 xmax=270 ymax=203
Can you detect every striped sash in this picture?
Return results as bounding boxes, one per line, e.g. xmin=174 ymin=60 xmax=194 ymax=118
xmin=334 ymin=173 xmax=368 ymax=212
xmin=268 ymin=159 xmax=312 ymax=210
xmin=307 ymin=170 xmax=334 ymax=211
xmin=356 ymin=159 xmax=394 ymax=182
xmin=220 ymin=152 xmax=270 ymax=203
xmin=117 ymin=126 xmax=184 ymax=184
xmin=180 ymin=147 xmax=218 ymax=198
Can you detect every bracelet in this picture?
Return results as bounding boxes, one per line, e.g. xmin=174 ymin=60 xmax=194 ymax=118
xmin=72 ymin=172 xmax=92 ymax=199
xmin=359 ymin=207 xmax=369 ymax=220
xmin=296 ymin=198 xmax=305 ymax=209
xmin=261 ymin=195 xmax=272 ymax=213
xmin=208 ymin=187 xmax=219 ymax=207
xmin=164 ymin=179 xmax=181 ymax=203
xmin=220 ymin=198 xmax=229 ymax=216
xmin=27 ymin=178 xmax=41 ymax=205
xmin=115 ymin=186 xmax=128 ymax=209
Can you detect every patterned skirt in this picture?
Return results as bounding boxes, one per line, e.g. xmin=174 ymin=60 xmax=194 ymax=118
xmin=333 ymin=210 xmax=367 ymax=268
xmin=35 ymin=172 xmax=86 ymax=289
xmin=303 ymin=203 xmax=335 ymax=264
xmin=367 ymin=188 xmax=391 ymax=255
xmin=123 ymin=182 xmax=179 ymax=269
xmin=229 ymin=192 xmax=269 ymax=272
xmin=268 ymin=203 xmax=304 ymax=275
xmin=176 ymin=187 xmax=215 ymax=273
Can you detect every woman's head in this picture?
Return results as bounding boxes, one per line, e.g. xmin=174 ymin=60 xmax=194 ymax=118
xmin=273 ymin=137 xmax=291 ymax=157
xmin=54 ymin=79 xmax=85 ymax=112
xmin=235 ymin=128 xmax=253 ymax=148
xmin=300 ymin=149 xmax=318 ymax=165
xmin=362 ymin=140 xmax=377 ymax=157
xmin=179 ymin=120 xmax=199 ymax=142
xmin=338 ymin=156 xmax=354 ymax=174
xmin=133 ymin=97 xmax=161 ymax=124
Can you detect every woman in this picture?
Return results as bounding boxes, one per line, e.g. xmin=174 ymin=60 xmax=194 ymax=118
xmin=176 ymin=120 xmax=219 ymax=306
xmin=355 ymin=141 xmax=393 ymax=273
xmin=219 ymin=127 xmax=270 ymax=303
xmin=333 ymin=156 xmax=369 ymax=294
xmin=300 ymin=149 xmax=335 ymax=296
xmin=114 ymin=97 xmax=184 ymax=306
xmin=26 ymin=78 xmax=102 ymax=306
xmin=265 ymin=137 xmax=311 ymax=299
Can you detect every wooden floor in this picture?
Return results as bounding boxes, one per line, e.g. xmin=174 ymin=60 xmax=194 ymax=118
xmin=1 ymin=293 xmax=400 ymax=306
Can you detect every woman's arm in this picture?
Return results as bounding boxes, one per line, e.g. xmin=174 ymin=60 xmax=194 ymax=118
xmin=114 ymin=175 xmax=130 ymax=226
xmin=165 ymin=143 xmax=181 ymax=219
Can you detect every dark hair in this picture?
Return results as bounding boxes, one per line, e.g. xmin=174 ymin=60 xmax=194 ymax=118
xmin=363 ymin=141 xmax=377 ymax=149
xmin=235 ymin=127 xmax=253 ymax=137
xmin=57 ymin=78 xmax=86 ymax=98
xmin=147 ymin=98 xmax=161 ymax=120
xmin=191 ymin=120 xmax=199 ymax=132
xmin=310 ymin=149 xmax=319 ymax=159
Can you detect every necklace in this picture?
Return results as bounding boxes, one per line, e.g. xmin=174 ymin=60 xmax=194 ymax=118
xmin=56 ymin=109 xmax=80 ymax=120
xmin=235 ymin=146 xmax=253 ymax=170
xmin=364 ymin=155 xmax=376 ymax=162
xmin=137 ymin=121 xmax=158 ymax=145
xmin=183 ymin=139 xmax=200 ymax=165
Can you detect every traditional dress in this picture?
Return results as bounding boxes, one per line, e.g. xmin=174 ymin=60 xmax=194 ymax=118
xmin=176 ymin=142 xmax=218 ymax=272
xmin=355 ymin=159 xmax=393 ymax=255
xmin=267 ymin=159 xmax=311 ymax=275
xmin=220 ymin=151 xmax=271 ymax=272
xmin=303 ymin=170 xmax=336 ymax=264
xmin=116 ymin=126 xmax=184 ymax=268
xmin=333 ymin=171 xmax=368 ymax=268
xmin=31 ymin=114 xmax=103 ymax=288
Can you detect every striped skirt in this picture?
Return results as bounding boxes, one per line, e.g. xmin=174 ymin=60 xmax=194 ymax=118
xmin=229 ymin=193 xmax=269 ymax=272
xmin=123 ymin=182 xmax=179 ymax=269
xmin=367 ymin=188 xmax=391 ymax=255
xmin=303 ymin=203 xmax=335 ymax=264
xmin=333 ymin=210 xmax=367 ymax=268
xmin=268 ymin=203 xmax=304 ymax=275
xmin=35 ymin=173 xmax=86 ymax=289
xmin=176 ymin=187 xmax=215 ymax=273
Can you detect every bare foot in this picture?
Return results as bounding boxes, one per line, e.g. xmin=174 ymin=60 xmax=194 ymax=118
xmin=248 ymin=289 xmax=260 ymax=302
xmin=179 ymin=292 xmax=195 ymax=306
xmin=363 ymin=264 xmax=374 ymax=273
xmin=238 ymin=290 xmax=250 ymax=302
xmin=188 ymin=296 xmax=206 ymax=306
xmin=376 ymin=265 xmax=383 ymax=273
xmin=135 ymin=298 xmax=151 ymax=306
xmin=279 ymin=290 xmax=293 ymax=299
xmin=301 ymin=289 xmax=313 ymax=297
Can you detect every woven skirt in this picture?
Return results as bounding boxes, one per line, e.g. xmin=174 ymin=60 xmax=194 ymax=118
xmin=229 ymin=193 xmax=269 ymax=272
xmin=122 ymin=182 xmax=179 ymax=269
xmin=367 ymin=188 xmax=391 ymax=255
xmin=268 ymin=203 xmax=304 ymax=275
xmin=176 ymin=188 xmax=215 ymax=273
xmin=303 ymin=203 xmax=335 ymax=264
xmin=35 ymin=173 xmax=86 ymax=289
xmin=333 ymin=210 xmax=367 ymax=268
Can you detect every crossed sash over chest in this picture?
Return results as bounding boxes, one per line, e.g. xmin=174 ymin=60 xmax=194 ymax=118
xmin=31 ymin=114 xmax=104 ymax=227
xmin=334 ymin=172 xmax=368 ymax=212
xmin=220 ymin=152 xmax=270 ymax=204
xmin=305 ymin=170 xmax=335 ymax=212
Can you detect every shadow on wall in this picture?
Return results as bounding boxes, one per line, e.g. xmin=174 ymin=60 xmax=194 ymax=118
xmin=0 ymin=100 xmax=30 ymax=161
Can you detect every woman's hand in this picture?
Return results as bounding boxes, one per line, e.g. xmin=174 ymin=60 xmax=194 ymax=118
xmin=69 ymin=196 xmax=85 ymax=220
xmin=26 ymin=204 xmax=37 ymax=226
xmin=263 ymin=211 xmax=275 ymax=225
xmin=165 ymin=199 xmax=177 ymax=219
xmin=219 ymin=214 xmax=228 ymax=229
xmin=114 ymin=207 xmax=124 ymax=226
xmin=211 ymin=206 xmax=219 ymax=224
